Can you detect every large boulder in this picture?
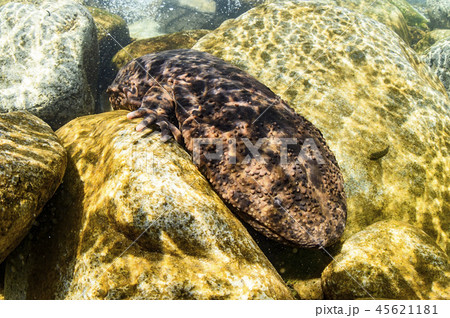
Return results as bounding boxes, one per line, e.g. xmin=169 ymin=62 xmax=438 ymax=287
xmin=424 ymin=39 xmax=450 ymax=95
xmin=388 ymin=0 xmax=428 ymax=29
xmin=0 ymin=111 xmax=66 ymax=263
xmin=414 ymin=29 xmax=450 ymax=53
xmin=267 ymin=0 xmax=413 ymax=44
xmin=4 ymin=111 xmax=293 ymax=300
xmin=322 ymin=220 xmax=450 ymax=299
xmin=193 ymin=1 xmax=450 ymax=254
xmin=426 ymin=0 xmax=450 ymax=29
xmin=112 ymin=30 xmax=210 ymax=71
xmin=0 ymin=0 xmax=98 ymax=129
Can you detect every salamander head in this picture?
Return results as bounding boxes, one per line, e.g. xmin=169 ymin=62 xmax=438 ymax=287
xmin=107 ymin=60 xmax=143 ymax=111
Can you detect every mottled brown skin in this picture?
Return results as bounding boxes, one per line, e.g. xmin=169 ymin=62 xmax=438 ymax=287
xmin=107 ymin=49 xmax=346 ymax=248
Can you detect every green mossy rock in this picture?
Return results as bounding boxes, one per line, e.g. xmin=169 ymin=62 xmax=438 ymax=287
xmin=193 ymin=1 xmax=450 ymax=255
xmin=388 ymin=0 xmax=428 ymax=29
xmin=322 ymin=220 xmax=450 ymax=299
xmin=4 ymin=111 xmax=293 ymax=300
xmin=414 ymin=29 xmax=450 ymax=53
xmin=112 ymin=30 xmax=210 ymax=71
xmin=0 ymin=111 xmax=66 ymax=263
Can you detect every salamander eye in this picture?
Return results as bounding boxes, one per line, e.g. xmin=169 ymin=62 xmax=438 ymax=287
xmin=124 ymin=86 xmax=137 ymax=95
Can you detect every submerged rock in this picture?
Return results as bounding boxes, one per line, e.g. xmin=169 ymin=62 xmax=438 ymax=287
xmin=193 ymin=1 xmax=450 ymax=254
xmin=81 ymin=0 xmax=161 ymax=23
xmin=414 ymin=29 xmax=450 ymax=53
xmin=0 ymin=111 xmax=66 ymax=263
xmin=0 ymin=0 xmax=98 ymax=129
xmin=424 ymin=39 xmax=450 ymax=95
xmin=154 ymin=0 xmax=216 ymax=33
xmin=128 ymin=17 xmax=164 ymax=40
xmin=268 ymin=0 xmax=413 ymax=44
xmin=322 ymin=220 xmax=450 ymax=299
xmin=426 ymin=0 xmax=450 ymax=29
xmin=112 ymin=30 xmax=210 ymax=70
xmin=4 ymin=111 xmax=292 ymax=300
xmin=388 ymin=0 xmax=429 ymax=29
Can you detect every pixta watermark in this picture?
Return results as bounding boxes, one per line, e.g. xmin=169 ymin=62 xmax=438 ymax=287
xmin=192 ymin=137 xmax=325 ymax=166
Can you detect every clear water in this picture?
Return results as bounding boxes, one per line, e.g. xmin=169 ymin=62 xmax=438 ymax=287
xmin=0 ymin=0 xmax=449 ymax=301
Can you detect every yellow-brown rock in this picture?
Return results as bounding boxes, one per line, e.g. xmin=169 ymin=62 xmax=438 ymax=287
xmin=267 ymin=0 xmax=412 ymax=44
xmin=0 ymin=111 xmax=66 ymax=263
xmin=291 ymin=278 xmax=324 ymax=300
xmin=112 ymin=30 xmax=210 ymax=70
xmin=414 ymin=29 xmax=450 ymax=53
xmin=4 ymin=111 xmax=292 ymax=299
xmin=322 ymin=220 xmax=450 ymax=299
xmin=193 ymin=1 xmax=450 ymax=254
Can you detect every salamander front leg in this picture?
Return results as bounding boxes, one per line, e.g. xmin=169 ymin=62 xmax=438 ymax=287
xmin=127 ymin=87 xmax=183 ymax=144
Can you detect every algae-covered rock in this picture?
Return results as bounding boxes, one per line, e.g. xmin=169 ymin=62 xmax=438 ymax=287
xmin=414 ymin=29 xmax=450 ymax=53
xmin=334 ymin=0 xmax=413 ymax=42
xmin=87 ymin=6 xmax=131 ymax=92
xmin=4 ymin=111 xmax=292 ymax=300
xmin=388 ymin=0 xmax=429 ymax=29
xmin=322 ymin=220 xmax=450 ymax=299
xmin=0 ymin=0 xmax=98 ymax=129
xmin=268 ymin=0 xmax=413 ymax=44
xmin=193 ymin=1 xmax=450 ymax=254
xmin=112 ymin=30 xmax=210 ymax=70
xmin=0 ymin=111 xmax=66 ymax=263
xmin=426 ymin=0 xmax=450 ymax=29
xmin=424 ymin=39 xmax=450 ymax=95
xmin=292 ymin=278 xmax=323 ymax=300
